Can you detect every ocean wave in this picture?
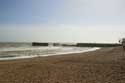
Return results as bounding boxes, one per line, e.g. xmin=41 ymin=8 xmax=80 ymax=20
xmin=0 ymin=47 xmax=100 ymax=60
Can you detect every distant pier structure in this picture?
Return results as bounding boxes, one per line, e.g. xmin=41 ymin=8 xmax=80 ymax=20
xmin=32 ymin=42 xmax=76 ymax=47
xmin=32 ymin=42 xmax=49 ymax=46
xmin=32 ymin=42 xmax=121 ymax=47
xmin=76 ymin=43 xmax=120 ymax=47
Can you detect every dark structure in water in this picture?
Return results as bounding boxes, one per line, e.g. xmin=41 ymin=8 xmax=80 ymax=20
xmin=32 ymin=42 xmax=121 ymax=47
xmin=32 ymin=42 xmax=49 ymax=46
xmin=76 ymin=43 xmax=121 ymax=47
xmin=32 ymin=42 xmax=76 ymax=47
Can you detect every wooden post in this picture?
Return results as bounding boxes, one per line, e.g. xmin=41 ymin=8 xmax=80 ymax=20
xmin=122 ymin=39 xmax=125 ymax=56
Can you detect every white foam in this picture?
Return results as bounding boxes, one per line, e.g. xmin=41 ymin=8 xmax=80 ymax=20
xmin=0 ymin=47 xmax=100 ymax=60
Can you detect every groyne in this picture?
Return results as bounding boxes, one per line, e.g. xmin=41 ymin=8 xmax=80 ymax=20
xmin=32 ymin=42 xmax=121 ymax=47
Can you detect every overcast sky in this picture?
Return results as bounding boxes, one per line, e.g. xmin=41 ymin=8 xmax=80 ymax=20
xmin=0 ymin=0 xmax=125 ymax=43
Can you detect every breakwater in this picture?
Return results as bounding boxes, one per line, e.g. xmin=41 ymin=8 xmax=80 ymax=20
xmin=76 ymin=43 xmax=121 ymax=47
xmin=32 ymin=42 xmax=121 ymax=47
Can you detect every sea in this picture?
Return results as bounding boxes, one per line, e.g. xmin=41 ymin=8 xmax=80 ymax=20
xmin=0 ymin=42 xmax=99 ymax=60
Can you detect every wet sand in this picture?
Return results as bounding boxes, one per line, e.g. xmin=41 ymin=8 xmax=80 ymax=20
xmin=0 ymin=47 xmax=125 ymax=83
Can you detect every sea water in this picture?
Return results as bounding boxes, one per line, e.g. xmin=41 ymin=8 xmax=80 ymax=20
xmin=0 ymin=43 xmax=99 ymax=60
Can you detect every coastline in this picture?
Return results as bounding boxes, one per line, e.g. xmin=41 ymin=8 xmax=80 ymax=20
xmin=0 ymin=47 xmax=124 ymax=83
xmin=0 ymin=47 xmax=100 ymax=61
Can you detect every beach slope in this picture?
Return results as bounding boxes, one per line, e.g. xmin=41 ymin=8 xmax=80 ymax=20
xmin=0 ymin=47 xmax=125 ymax=83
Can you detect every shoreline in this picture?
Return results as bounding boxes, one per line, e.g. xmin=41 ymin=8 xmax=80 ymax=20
xmin=0 ymin=47 xmax=100 ymax=61
xmin=0 ymin=47 xmax=124 ymax=83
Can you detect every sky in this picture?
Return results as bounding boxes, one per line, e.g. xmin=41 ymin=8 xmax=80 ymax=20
xmin=0 ymin=0 xmax=125 ymax=43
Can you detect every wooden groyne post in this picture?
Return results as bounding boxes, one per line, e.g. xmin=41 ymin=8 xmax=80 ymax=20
xmin=119 ymin=38 xmax=125 ymax=56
